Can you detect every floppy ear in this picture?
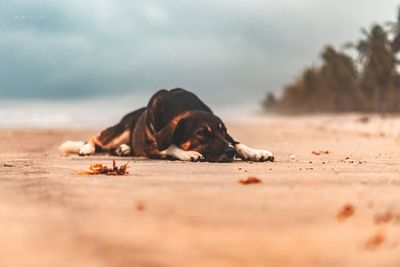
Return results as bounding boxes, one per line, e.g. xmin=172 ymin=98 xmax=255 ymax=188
xmin=155 ymin=114 xmax=188 ymax=151
xmin=221 ymin=122 xmax=239 ymax=145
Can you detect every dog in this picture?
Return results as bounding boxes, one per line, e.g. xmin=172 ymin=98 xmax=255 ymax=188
xmin=60 ymin=88 xmax=274 ymax=162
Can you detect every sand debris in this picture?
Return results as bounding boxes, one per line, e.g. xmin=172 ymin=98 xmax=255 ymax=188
xmin=374 ymin=211 xmax=393 ymax=224
xmin=136 ymin=202 xmax=145 ymax=211
xmin=3 ymin=164 xmax=14 ymax=167
xmin=373 ymin=211 xmax=400 ymax=224
xmin=357 ymin=116 xmax=370 ymax=124
xmin=239 ymin=176 xmax=262 ymax=185
xmin=312 ymin=150 xmax=330 ymax=156
xmin=364 ymin=232 xmax=385 ymax=250
xmin=337 ymin=203 xmax=355 ymax=221
xmin=78 ymin=160 xmax=130 ymax=176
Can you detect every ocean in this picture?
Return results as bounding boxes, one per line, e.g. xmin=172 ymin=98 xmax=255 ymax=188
xmin=0 ymin=94 xmax=262 ymax=128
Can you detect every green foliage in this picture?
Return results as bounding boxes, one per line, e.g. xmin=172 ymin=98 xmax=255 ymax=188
xmin=264 ymin=6 xmax=400 ymax=114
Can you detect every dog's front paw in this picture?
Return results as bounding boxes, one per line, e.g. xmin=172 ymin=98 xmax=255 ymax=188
xmin=78 ymin=143 xmax=95 ymax=156
xmin=115 ymin=144 xmax=131 ymax=156
xmin=179 ymin=151 xmax=204 ymax=162
xmin=235 ymin=144 xmax=274 ymax=162
xmin=162 ymin=145 xmax=204 ymax=161
xmin=247 ymin=149 xmax=274 ymax=162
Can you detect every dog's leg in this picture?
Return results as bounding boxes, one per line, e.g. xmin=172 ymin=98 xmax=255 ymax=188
xmin=114 ymin=144 xmax=131 ymax=156
xmin=59 ymin=141 xmax=85 ymax=154
xmin=160 ymin=145 xmax=203 ymax=162
xmin=60 ymin=108 xmax=144 ymax=156
xmin=79 ymin=127 xmax=131 ymax=156
xmin=78 ymin=137 xmax=98 ymax=156
xmin=59 ymin=125 xmax=128 ymax=156
xmin=235 ymin=143 xmax=274 ymax=162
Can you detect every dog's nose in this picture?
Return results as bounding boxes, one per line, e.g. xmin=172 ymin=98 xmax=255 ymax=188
xmin=225 ymin=146 xmax=236 ymax=158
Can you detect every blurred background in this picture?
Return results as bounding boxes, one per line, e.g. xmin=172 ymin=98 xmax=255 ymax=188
xmin=1 ymin=0 xmax=399 ymax=127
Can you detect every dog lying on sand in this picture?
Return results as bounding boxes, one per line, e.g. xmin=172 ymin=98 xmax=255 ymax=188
xmin=60 ymin=88 xmax=274 ymax=162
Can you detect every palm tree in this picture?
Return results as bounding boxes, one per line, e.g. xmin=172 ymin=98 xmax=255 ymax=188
xmin=385 ymin=6 xmax=400 ymax=53
xmin=262 ymin=92 xmax=277 ymax=111
xmin=320 ymin=46 xmax=367 ymax=111
xmin=263 ymin=5 xmax=400 ymax=114
xmin=356 ymin=24 xmax=397 ymax=111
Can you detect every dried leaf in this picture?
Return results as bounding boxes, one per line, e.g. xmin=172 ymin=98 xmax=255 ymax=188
xmin=239 ymin=176 xmax=262 ymax=185
xmin=77 ymin=160 xmax=130 ymax=176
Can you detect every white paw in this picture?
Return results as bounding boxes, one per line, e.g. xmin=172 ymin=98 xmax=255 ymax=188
xmin=236 ymin=144 xmax=274 ymax=162
xmin=162 ymin=145 xmax=204 ymax=161
xmin=115 ymin=144 xmax=131 ymax=156
xmin=78 ymin=143 xmax=95 ymax=156
xmin=177 ymin=150 xmax=204 ymax=162
xmin=59 ymin=141 xmax=85 ymax=154
xmin=246 ymin=149 xmax=274 ymax=162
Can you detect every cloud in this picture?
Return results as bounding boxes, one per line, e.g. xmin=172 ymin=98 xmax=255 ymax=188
xmin=0 ymin=0 xmax=399 ymax=104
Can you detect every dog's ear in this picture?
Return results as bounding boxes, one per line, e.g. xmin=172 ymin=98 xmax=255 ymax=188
xmin=155 ymin=113 xmax=189 ymax=151
xmin=220 ymin=122 xmax=239 ymax=145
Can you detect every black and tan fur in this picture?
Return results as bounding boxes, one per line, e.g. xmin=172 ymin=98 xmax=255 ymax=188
xmin=60 ymin=88 xmax=274 ymax=162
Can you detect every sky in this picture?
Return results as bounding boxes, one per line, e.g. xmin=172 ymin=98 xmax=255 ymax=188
xmin=1 ymin=0 xmax=400 ymax=106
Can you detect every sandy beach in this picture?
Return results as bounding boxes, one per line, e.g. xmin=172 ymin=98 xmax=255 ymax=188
xmin=1 ymin=116 xmax=400 ymax=267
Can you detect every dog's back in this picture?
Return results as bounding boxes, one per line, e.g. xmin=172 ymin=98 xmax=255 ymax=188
xmin=146 ymin=88 xmax=213 ymax=132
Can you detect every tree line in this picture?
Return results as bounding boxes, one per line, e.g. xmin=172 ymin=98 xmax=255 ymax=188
xmin=263 ymin=7 xmax=400 ymax=114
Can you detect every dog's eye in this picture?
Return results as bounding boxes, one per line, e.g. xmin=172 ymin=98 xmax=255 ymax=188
xmin=219 ymin=123 xmax=226 ymax=131
xmin=196 ymin=128 xmax=210 ymax=137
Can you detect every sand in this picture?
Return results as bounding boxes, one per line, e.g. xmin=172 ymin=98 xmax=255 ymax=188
xmin=1 ymin=116 xmax=400 ymax=267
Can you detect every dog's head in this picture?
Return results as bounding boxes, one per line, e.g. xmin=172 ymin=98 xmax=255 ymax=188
xmin=155 ymin=111 xmax=236 ymax=162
